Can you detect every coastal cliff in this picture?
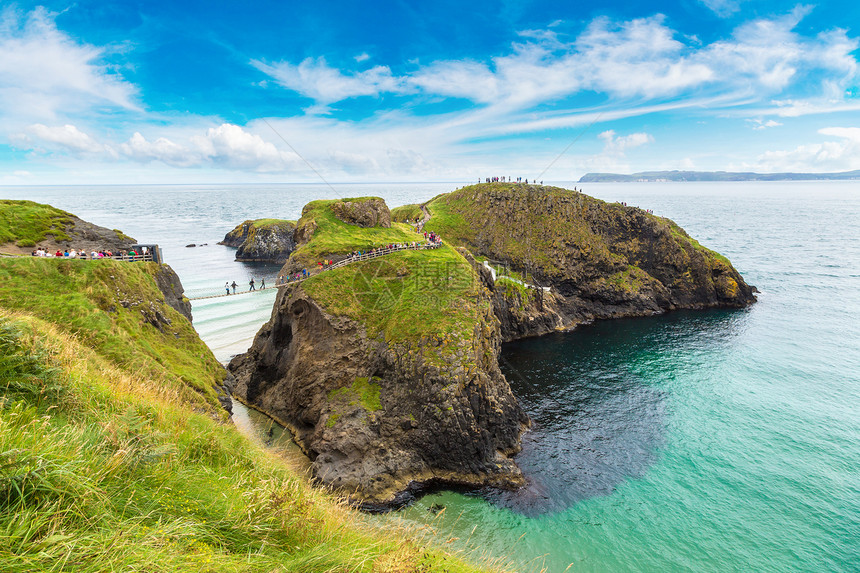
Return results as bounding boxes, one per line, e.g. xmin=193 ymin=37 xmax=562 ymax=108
xmin=425 ymin=183 xmax=756 ymax=337
xmin=229 ymin=197 xmax=529 ymax=507
xmin=219 ymin=218 xmax=297 ymax=263
xmin=230 ymin=186 xmax=756 ymax=508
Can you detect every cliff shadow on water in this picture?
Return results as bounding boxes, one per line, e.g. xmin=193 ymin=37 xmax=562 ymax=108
xmin=478 ymin=307 xmax=751 ymax=516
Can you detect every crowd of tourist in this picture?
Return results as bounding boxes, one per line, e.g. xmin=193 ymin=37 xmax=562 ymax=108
xmin=481 ymin=176 xmax=543 ymax=185
xmin=30 ymin=247 xmax=150 ymax=260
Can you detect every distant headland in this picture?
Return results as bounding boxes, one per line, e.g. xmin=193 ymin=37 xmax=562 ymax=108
xmin=579 ymin=169 xmax=860 ymax=182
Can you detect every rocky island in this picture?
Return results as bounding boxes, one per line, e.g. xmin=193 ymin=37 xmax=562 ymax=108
xmin=228 ymin=183 xmax=756 ymax=509
xmin=219 ymin=218 xmax=297 ymax=263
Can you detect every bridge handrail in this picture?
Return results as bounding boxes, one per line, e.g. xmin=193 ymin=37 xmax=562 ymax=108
xmin=274 ymin=241 xmax=442 ymax=287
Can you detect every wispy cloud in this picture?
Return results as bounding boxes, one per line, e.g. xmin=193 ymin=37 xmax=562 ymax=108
xmin=699 ymin=0 xmax=742 ymax=18
xmin=0 ymin=6 xmax=140 ymax=124
xmin=250 ymin=57 xmax=406 ymax=104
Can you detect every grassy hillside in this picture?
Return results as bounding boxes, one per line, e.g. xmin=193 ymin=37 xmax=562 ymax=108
xmin=0 ymin=258 xmax=227 ymax=411
xmin=302 ymin=245 xmax=487 ymax=361
xmin=423 ymin=183 xmax=747 ymax=300
xmin=0 ymin=312 xmax=493 ymax=572
xmin=290 ymin=198 xmax=419 ymax=267
xmin=0 ymin=256 xmax=496 ymax=572
xmin=390 ymin=204 xmax=423 ymax=223
xmin=0 ymin=200 xmax=74 ymax=247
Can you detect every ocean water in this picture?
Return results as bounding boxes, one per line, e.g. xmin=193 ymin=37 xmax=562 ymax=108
xmin=2 ymin=181 xmax=858 ymax=572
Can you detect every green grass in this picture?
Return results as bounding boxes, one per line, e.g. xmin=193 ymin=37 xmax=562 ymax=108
xmin=301 ymin=245 xmax=487 ymax=358
xmin=0 ymin=200 xmax=74 ymax=247
xmin=390 ymin=204 xmax=423 ymax=223
xmin=0 ymin=258 xmax=226 ymax=411
xmin=0 ymin=314 xmax=494 ymax=573
xmin=250 ymin=218 xmax=296 ymax=229
xmin=290 ymin=199 xmax=423 ymax=267
xmin=328 ymin=377 xmax=382 ymax=412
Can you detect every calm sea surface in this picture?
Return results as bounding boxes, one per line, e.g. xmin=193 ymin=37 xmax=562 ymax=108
xmin=2 ymin=181 xmax=857 ymax=572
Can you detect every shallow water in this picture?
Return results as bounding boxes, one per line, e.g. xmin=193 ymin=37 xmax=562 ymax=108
xmin=4 ymin=181 xmax=858 ymax=572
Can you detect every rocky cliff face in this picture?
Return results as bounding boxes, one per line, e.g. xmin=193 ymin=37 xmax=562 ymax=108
xmin=219 ymin=219 xmax=297 ymax=263
xmin=330 ymin=197 xmax=391 ymax=228
xmin=229 ymin=278 xmax=528 ymax=508
xmin=152 ymin=264 xmax=193 ymax=323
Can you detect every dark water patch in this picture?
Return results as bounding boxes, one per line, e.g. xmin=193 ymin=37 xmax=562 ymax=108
xmin=480 ymin=309 xmax=747 ymax=516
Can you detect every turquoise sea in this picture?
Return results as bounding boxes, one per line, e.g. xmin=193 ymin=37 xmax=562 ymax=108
xmin=2 ymin=181 xmax=857 ymax=572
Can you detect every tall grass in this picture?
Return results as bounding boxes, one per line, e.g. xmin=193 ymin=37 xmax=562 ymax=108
xmin=0 ymin=313 xmax=498 ymax=572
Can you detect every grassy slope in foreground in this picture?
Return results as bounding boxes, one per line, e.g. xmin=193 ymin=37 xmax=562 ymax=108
xmin=0 ymin=258 xmax=226 ymax=411
xmin=0 ymin=258 xmax=493 ymax=572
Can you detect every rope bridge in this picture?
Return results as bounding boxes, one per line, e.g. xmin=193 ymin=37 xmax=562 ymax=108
xmin=186 ymin=241 xmax=441 ymax=301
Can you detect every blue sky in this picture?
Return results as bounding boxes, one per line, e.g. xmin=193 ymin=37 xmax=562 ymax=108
xmin=1 ymin=0 xmax=859 ymax=184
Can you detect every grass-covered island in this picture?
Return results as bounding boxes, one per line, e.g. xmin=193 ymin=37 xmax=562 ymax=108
xmin=0 ymin=200 xmax=493 ymax=573
xmin=229 ymin=183 xmax=756 ymax=509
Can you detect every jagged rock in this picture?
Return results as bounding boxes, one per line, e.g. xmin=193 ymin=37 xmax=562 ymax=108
xmin=229 ymin=281 xmax=529 ymax=508
xmin=330 ymin=198 xmax=391 ymax=228
xmin=152 ymin=264 xmax=193 ymax=323
xmin=219 ymin=219 xmax=297 ymax=263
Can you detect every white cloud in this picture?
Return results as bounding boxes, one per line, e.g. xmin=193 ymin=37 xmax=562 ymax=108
xmin=354 ymin=52 xmax=370 ymax=63
xmin=250 ymin=57 xmax=406 ymax=103
xmin=120 ymin=132 xmax=201 ymax=167
xmin=582 ymin=130 xmax=654 ymax=171
xmin=747 ymin=118 xmax=783 ymax=130
xmin=743 ymin=126 xmax=860 ymax=172
xmin=699 ymin=0 xmax=742 ymax=18
xmin=0 ymin=7 xmax=139 ymax=122
xmin=191 ymin=123 xmax=298 ymax=171
xmin=25 ymin=124 xmax=106 ymax=153
xmin=116 ymin=124 xmax=304 ymax=171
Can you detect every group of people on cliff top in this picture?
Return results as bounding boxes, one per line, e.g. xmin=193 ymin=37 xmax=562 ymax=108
xmin=224 ymin=277 xmax=266 ymax=294
xmin=31 ymin=247 xmax=148 ymax=260
xmin=481 ymin=176 xmax=543 ymax=185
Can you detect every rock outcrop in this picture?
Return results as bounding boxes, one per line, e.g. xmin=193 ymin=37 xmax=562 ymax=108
xmin=219 ymin=219 xmax=296 ymax=263
xmin=330 ymin=197 xmax=391 ymax=228
xmin=228 ymin=185 xmax=757 ymax=508
xmin=152 ymin=264 xmax=193 ymax=323
xmin=426 ymin=183 xmax=756 ymax=332
xmin=229 ymin=275 xmax=528 ymax=508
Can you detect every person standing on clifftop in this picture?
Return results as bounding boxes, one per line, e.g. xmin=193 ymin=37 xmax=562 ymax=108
xmin=260 ymin=278 xmax=266 ymax=289
xmin=225 ymin=282 xmax=230 ymax=295
xmin=249 ymin=278 xmax=255 ymax=291
xmin=231 ymin=281 xmax=237 ymax=294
